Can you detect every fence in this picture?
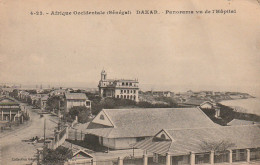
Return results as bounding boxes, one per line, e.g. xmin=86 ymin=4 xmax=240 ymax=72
xmin=68 ymin=128 xmax=85 ymax=141
xmin=66 ymin=158 xmax=118 ymax=165
xmin=47 ymin=126 xmax=68 ymax=149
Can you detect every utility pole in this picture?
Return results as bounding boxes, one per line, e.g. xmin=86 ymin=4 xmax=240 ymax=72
xmin=43 ymin=118 xmax=46 ymax=145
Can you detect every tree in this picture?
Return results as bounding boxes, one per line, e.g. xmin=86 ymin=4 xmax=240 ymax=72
xmin=42 ymin=146 xmax=72 ymax=164
xmin=200 ymin=140 xmax=236 ymax=153
xmin=68 ymin=106 xmax=91 ymax=123
xmin=27 ymin=97 xmax=32 ymax=105
xmin=46 ymin=96 xmax=63 ymax=111
xmin=9 ymin=89 xmax=19 ymax=99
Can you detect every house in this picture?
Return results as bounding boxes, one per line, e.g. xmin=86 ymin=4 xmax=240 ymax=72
xmin=39 ymin=95 xmax=49 ymax=110
xmin=50 ymin=89 xmax=67 ymax=96
xmin=134 ymin=125 xmax=260 ymax=165
xmin=65 ymin=93 xmax=91 ymax=112
xmin=180 ymin=100 xmax=216 ymax=109
xmin=0 ymin=97 xmax=21 ymax=121
xmin=98 ymin=70 xmax=139 ymax=102
xmin=62 ymin=141 xmax=94 ymax=165
xmin=178 ymin=100 xmax=222 ymax=118
xmin=148 ymin=91 xmax=174 ymax=97
xmin=200 ymin=101 xmax=216 ymax=109
xmin=18 ymin=91 xmax=30 ymax=102
xmin=82 ymin=107 xmax=218 ymax=150
xmin=0 ymin=88 xmax=14 ymax=96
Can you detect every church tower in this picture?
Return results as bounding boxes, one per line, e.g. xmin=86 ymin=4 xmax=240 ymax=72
xmin=101 ymin=69 xmax=107 ymax=81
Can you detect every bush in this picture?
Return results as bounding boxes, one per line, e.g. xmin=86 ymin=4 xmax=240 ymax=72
xmin=43 ymin=146 xmax=72 ymax=164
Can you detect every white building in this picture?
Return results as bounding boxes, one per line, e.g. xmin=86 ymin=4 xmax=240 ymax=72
xmin=98 ymin=70 xmax=139 ymax=102
xmin=64 ymin=93 xmax=91 ymax=112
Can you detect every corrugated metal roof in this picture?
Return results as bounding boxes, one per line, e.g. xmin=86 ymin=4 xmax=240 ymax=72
xmin=134 ymin=125 xmax=260 ymax=156
xmin=65 ymin=93 xmax=87 ymax=100
xmin=85 ymin=108 xmax=218 ymax=138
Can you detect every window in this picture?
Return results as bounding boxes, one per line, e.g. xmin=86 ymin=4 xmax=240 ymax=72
xmin=124 ymin=90 xmax=126 ymax=93
xmin=133 ymin=90 xmax=136 ymax=94
xmin=126 ymin=82 xmax=128 ymax=86
xmin=120 ymin=95 xmax=123 ymax=98
xmin=100 ymin=114 xmax=105 ymax=120
xmin=121 ymin=90 xmax=123 ymax=94
xmin=127 ymin=95 xmax=129 ymax=99
xmin=122 ymin=82 xmax=125 ymax=86
xmin=160 ymin=134 xmax=166 ymax=139
xmin=130 ymin=83 xmax=132 ymax=86
xmin=117 ymin=95 xmax=119 ymax=98
xmin=127 ymin=90 xmax=129 ymax=93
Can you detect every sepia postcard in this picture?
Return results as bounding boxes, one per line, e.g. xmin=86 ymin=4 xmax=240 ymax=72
xmin=0 ymin=0 xmax=260 ymax=165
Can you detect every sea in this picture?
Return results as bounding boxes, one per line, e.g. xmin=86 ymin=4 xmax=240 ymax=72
xmin=220 ymin=98 xmax=260 ymax=116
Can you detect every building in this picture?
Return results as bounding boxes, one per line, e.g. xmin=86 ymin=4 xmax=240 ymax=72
xmin=0 ymin=97 xmax=21 ymax=121
xmin=64 ymin=93 xmax=91 ymax=112
xmin=180 ymin=100 xmax=221 ymax=118
xmin=98 ymin=70 xmax=139 ymax=102
xmin=199 ymin=101 xmax=216 ymax=109
xmin=50 ymin=89 xmax=67 ymax=96
xmin=146 ymin=91 xmax=174 ymax=97
xmin=0 ymin=88 xmax=14 ymax=96
xmin=134 ymin=124 xmax=260 ymax=165
xmin=39 ymin=94 xmax=49 ymax=110
xmin=62 ymin=141 xmax=94 ymax=165
xmin=82 ymin=107 xmax=218 ymax=150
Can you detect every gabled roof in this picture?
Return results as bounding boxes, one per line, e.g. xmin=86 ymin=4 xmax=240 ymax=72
xmin=134 ymin=125 xmax=260 ymax=156
xmin=200 ymin=101 xmax=215 ymax=106
xmin=227 ymin=119 xmax=260 ymax=126
xmin=85 ymin=108 xmax=218 ymax=138
xmin=65 ymin=93 xmax=87 ymax=100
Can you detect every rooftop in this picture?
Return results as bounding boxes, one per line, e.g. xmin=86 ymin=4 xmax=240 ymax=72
xmin=65 ymin=93 xmax=88 ymax=100
xmin=85 ymin=107 xmax=218 ymax=138
xmin=0 ymin=97 xmax=19 ymax=106
xmin=134 ymin=124 xmax=260 ymax=156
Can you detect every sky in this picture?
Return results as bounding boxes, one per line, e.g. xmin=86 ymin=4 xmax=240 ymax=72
xmin=0 ymin=0 xmax=260 ymax=95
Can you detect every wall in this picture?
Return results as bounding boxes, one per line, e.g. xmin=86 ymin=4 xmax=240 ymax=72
xmin=114 ymin=137 xmax=137 ymax=149
xmin=102 ymin=137 xmax=116 ymax=149
xmin=114 ymin=89 xmax=139 ymax=102
xmin=65 ymin=99 xmax=86 ymax=112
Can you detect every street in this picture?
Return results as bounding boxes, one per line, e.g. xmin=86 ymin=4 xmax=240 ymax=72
xmin=0 ymin=103 xmax=59 ymax=165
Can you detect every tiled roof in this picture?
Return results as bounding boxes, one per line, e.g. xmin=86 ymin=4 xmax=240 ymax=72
xmin=134 ymin=125 xmax=260 ymax=156
xmin=65 ymin=93 xmax=87 ymax=100
xmin=227 ymin=119 xmax=260 ymax=126
xmin=85 ymin=108 xmax=218 ymax=138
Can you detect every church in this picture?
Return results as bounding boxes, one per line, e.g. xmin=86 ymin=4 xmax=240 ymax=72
xmin=98 ymin=70 xmax=139 ymax=102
